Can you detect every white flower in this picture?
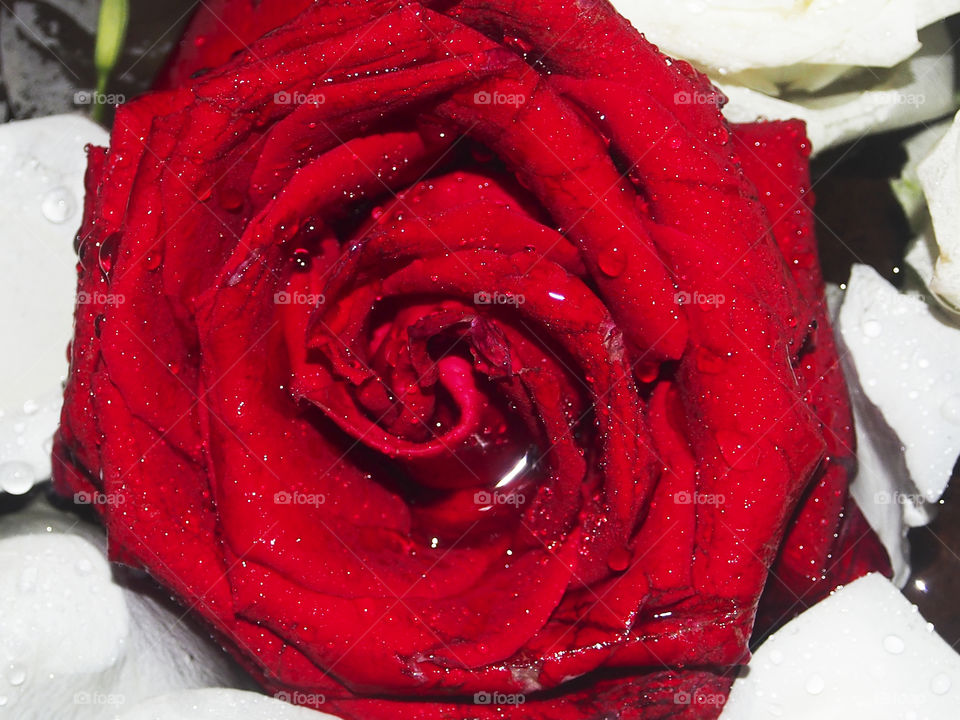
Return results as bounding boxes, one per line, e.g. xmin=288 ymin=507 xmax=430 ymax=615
xmin=904 ymin=109 xmax=960 ymax=311
xmin=0 ymin=115 xmax=107 ymax=495
xmin=0 ymin=496 xmax=249 ymax=720
xmin=721 ymin=574 xmax=960 ymax=719
xmin=615 ymin=0 xmax=960 ymax=152
xmin=838 ymin=265 xmax=960 ymax=582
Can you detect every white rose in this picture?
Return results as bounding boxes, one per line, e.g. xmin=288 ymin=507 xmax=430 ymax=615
xmin=615 ymin=0 xmax=960 ymax=152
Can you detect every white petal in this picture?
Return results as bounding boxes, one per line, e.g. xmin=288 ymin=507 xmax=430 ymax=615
xmin=0 ymin=497 xmax=247 ymax=720
xmin=720 ymin=573 xmax=960 ymax=719
xmin=917 ymin=108 xmax=960 ymax=310
xmin=116 ymin=689 xmax=334 ymax=720
xmin=892 ymin=118 xmax=952 ymax=227
xmin=719 ymin=23 xmax=958 ymax=153
xmin=0 ymin=114 xmax=107 ymax=493
xmin=618 ymin=0 xmax=927 ymax=74
xmin=838 ymin=264 xmax=960 ymax=535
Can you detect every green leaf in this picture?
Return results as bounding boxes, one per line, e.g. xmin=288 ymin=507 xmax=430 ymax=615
xmin=92 ymin=0 xmax=129 ymax=123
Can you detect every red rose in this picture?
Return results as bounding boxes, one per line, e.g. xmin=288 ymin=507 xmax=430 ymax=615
xmin=54 ymin=1 xmax=890 ymax=718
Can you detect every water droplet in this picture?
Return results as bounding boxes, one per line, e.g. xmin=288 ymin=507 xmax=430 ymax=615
xmin=218 ymin=186 xmax=245 ymax=212
xmin=6 ymin=664 xmax=25 ymax=687
xmin=607 ymin=546 xmax=631 ymax=572
xmin=22 ymin=399 xmax=39 ymax=415
xmin=0 ymin=695 xmax=8 ymax=706
xmin=805 ymin=673 xmax=824 ymax=695
xmin=0 ymin=462 xmax=35 ymax=495
xmin=635 ymin=360 xmax=659 ymax=384
xmin=711 ymin=125 xmax=730 ymax=146
xmin=292 ymin=248 xmax=312 ymax=272
xmin=597 ymin=246 xmax=627 ymax=278
xmin=882 ymin=634 xmax=905 ymax=654
xmin=75 ymin=558 xmax=93 ymax=576
xmin=862 ymin=319 xmax=882 ymax=338
xmin=931 ymin=673 xmax=952 ymax=695
xmin=98 ymin=232 xmax=121 ymax=277
xmin=41 ymin=187 xmax=76 ymax=224
xmin=768 ymin=649 xmax=784 ymax=665
xmin=940 ymin=395 xmax=960 ymax=425
xmin=144 ymin=250 xmax=163 ymax=271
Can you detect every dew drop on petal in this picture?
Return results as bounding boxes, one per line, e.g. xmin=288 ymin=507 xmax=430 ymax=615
xmin=805 ymin=673 xmax=824 ymax=695
xmin=6 ymin=664 xmax=26 ymax=687
xmin=597 ymin=246 xmax=627 ymax=278
xmin=940 ymin=395 xmax=960 ymax=425
xmin=931 ymin=673 xmax=952 ymax=695
xmin=144 ymin=250 xmax=163 ymax=271
xmin=98 ymin=232 xmax=121 ymax=277
xmin=0 ymin=462 xmax=35 ymax=495
xmin=607 ymin=546 xmax=631 ymax=572
xmin=882 ymin=634 xmax=905 ymax=655
xmin=41 ymin=187 xmax=76 ymax=224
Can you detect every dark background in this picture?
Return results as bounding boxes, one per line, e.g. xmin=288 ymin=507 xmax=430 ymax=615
xmin=0 ymin=0 xmax=957 ymax=647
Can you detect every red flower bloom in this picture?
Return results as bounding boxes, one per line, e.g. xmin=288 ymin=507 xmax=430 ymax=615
xmin=54 ymin=1 xmax=890 ymax=718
